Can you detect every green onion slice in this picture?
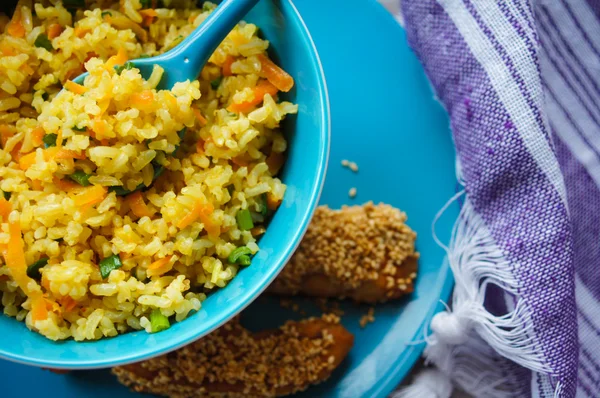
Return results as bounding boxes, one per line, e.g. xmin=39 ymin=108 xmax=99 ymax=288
xmin=236 ymin=209 xmax=254 ymax=230
xmin=210 ymin=76 xmax=223 ymax=90
xmin=228 ymin=246 xmax=253 ymax=265
xmin=68 ymin=170 xmax=91 ymax=187
xmin=115 ymin=61 xmax=135 ymax=75
xmin=258 ymin=193 xmax=268 ymax=216
xmin=99 ymin=254 xmax=123 ymax=279
xmin=238 ymin=255 xmax=251 ymax=266
xmin=27 ymin=258 xmax=49 ymax=280
xmin=34 ymin=34 xmax=53 ymax=51
xmin=42 ymin=133 xmax=57 ymax=148
xmin=150 ymin=309 xmax=170 ymax=333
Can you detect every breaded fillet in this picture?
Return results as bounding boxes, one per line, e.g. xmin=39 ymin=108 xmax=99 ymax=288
xmin=112 ymin=314 xmax=353 ymax=398
xmin=269 ymin=202 xmax=418 ymax=303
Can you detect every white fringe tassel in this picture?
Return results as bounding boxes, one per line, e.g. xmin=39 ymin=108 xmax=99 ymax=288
xmin=392 ymin=368 xmax=453 ymax=398
xmin=399 ymin=191 xmax=557 ymax=397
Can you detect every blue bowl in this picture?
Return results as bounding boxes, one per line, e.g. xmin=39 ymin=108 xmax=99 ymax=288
xmin=0 ymin=0 xmax=329 ymax=369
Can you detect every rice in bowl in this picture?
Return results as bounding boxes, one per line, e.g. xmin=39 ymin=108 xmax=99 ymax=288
xmin=0 ymin=0 xmax=297 ymax=341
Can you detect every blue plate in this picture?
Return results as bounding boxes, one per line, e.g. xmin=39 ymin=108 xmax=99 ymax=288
xmin=0 ymin=0 xmax=457 ymax=396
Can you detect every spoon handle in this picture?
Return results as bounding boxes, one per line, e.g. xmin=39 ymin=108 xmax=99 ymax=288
xmin=148 ymin=0 xmax=260 ymax=87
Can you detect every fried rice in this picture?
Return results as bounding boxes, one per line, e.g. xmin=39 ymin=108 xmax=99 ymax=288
xmin=0 ymin=0 xmax=297 ymax=341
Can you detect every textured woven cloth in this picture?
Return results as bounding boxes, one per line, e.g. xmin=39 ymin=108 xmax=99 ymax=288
xmin=379 ymin=0 xmax=600 ymax=397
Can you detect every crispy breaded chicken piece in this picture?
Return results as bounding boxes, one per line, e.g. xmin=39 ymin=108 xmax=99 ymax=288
xmin=270 ymin=202 xmax=418 ymax=303
xmin=113 ymin=314 xmax=353 ymax=398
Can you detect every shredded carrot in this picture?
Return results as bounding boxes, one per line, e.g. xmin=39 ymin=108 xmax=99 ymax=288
xmin=192 ymin=108 xmax=208 ymax=126
xmin=130 ymin=90 xmax=154 ymax=109
xmin=266 ymin=151 xmax=285 ymax=174
xmin=31 ymin=179 xmax=43 ymax=191
xmin=6 ymin=9 xmax=25 ymax=38
xmin=105 ymin=47 xmax=128 ymax=69
xmin=177 ymin=201 xmax=216 ymax=232
xmin=51 ymin=148 xmax=86 ymax=160
xmin=31 ymin=126 xmax=45 ymax=147
xmin=0 ymin=197 xmax=11 ymax=220
xmin=148 ymin=257 xmax=171 ymax=270
xmin=59 ymin=296 xmax=77 ymax=313
xmin=119 ymin=252 xmax=133 ymax=261
xmin=0 ymin=124 xmax=15 ymax=147
xmin=199 ymin=206 xmax=219 ymax=237
xmin=10 ymin=143 xmax=22 ymax=162
xmin=139 ymin=9 xmax=158 ymax=17
xmin=147 ymin=255 xmax=174 ymax=277
xmin=227 ymin=80 xmax=279 ymax=113
xmin=5 ymin=220 xmax=46 ymax=320
xmin=267 ymin=193 xmax=282 ymax=210
xmin=126 ymin=191 xmax=154 ymax=218
xmin=196 ymin=139 xmax=205 ymax=154
xmin=47 ymin=23 xmax=63 ymax=39
xmin=139 ymin=9 xmax=158 ymax=26
xmin=73 ymin=27 xmax=90 ymax=38
xmin=257 ymin=54 xmax=294 ymax=92
xmin=64 ymin=80 xmax=88 ymax=95
xmin=92 ymin=118 xmax=109 ymax=139
xmin=71 ymin=185 xmax=107 ymax=207
xmin=222 ymin=55 xmax=236 ymax=76
xmin=18 ymin=152 xmax=40 ymax=170
xmin=31 ymin=296 xmax=48 ymax=321
xmin=0 ymin=41 xmax=15 ymax=56
xmin=177 ymin=202 xmax=204 ymax=230
xmin=207 ymin=224 xmax=222 ymax=238
xmin=53 ymin=177 xmax=81 ymax=192
xmin=19 ymin=148 xmax=85 ymax=171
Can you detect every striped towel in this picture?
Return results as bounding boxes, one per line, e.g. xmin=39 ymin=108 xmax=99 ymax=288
xmin=380 ymin=0 xmax=600 ymax=397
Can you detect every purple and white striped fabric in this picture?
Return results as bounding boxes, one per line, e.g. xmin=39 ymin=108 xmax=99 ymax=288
xmin=382 ymin=0 xmax=600 ymax=397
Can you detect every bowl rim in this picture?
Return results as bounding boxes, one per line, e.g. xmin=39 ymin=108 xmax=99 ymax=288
xmin=0 ymin=0 xmax=330 ymax=369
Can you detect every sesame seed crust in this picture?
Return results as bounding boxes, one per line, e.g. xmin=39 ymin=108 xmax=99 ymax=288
xmin=112 ymin=314 xmax=353 ymax=397
xmin=269 ymin=202 xmax=419 ymax=303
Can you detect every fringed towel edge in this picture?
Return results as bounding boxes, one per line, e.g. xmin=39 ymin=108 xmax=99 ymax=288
xmin=395 ymin=189 xmax=556 ymax=397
